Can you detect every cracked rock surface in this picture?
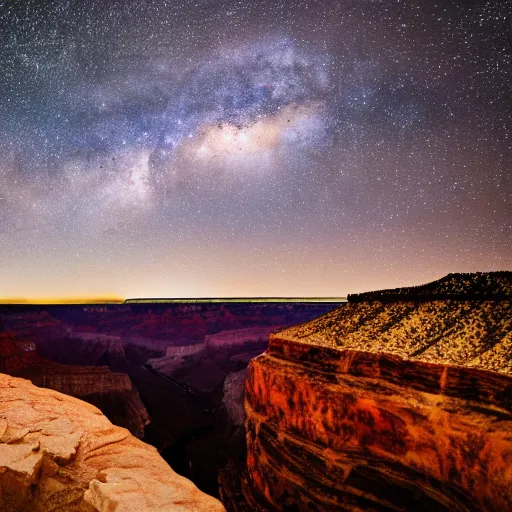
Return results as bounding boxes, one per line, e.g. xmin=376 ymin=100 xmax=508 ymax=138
xmin=0 ymin=373 xmax=225 ymax=512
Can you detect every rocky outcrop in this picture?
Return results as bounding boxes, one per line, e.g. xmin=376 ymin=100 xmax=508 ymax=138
xmin=0 ymin=373 xmax=225 ymax=512
xmin=38 ymin=367 xmax=150 ymax=439
xmin=222 ymin=370 xmax=248 ymax=428
xmin=147 ymin=344 xmax=204 ymax=374
xmin=244 ymin=274 xmax=512 ymax=511
xmin=279 ymin=299 xmax=512 ymax=375
xmin=0 ymin=333 xmax=149 ymax=438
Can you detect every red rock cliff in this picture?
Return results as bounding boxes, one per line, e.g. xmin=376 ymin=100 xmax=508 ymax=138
xmin=244 ymin=275 xmax=512 ymax=511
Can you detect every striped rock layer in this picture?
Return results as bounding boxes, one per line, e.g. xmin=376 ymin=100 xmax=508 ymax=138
xmin=245 ymin=292 xmax=512 ymax=511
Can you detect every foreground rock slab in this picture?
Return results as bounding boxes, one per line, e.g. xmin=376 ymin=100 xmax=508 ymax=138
xmin=0 ymin=373 xmax=225 ymax=512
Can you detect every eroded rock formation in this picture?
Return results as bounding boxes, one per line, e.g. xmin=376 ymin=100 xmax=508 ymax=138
xmin=0 ymin=333 xmax=149 ymax=438
xmin=0 ymin=373 xmax=225 ymax=512
xmin=0 ymin=303 xmax=341 ymax=499
xmin=244 ymin=273 xmax=512 ymax=511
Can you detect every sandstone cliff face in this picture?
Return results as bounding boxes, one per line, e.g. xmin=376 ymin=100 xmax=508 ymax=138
xmin=246 ymin=346 xmax=512 ymax=511
xmin=244 ymin=274 xmax=512 ymax=512
xmin=38 ymin=368 xmax=150 ymax=439
xmin=0 ymin=373 xmax=225 ymax=512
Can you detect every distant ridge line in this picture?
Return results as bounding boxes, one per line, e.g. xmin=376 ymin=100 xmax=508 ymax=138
xmin=348 ymin=271 xmax=512 ymax=303
xmin=124 ymin=297 xmax=347 ymax=304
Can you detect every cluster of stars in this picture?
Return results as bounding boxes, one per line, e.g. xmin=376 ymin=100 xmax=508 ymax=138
xmin=0 ymin=0 xmax=510 ymax=299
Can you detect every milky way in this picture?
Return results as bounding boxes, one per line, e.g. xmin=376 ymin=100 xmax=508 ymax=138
xmin=0 ymin=0 xmax=511 ymax=299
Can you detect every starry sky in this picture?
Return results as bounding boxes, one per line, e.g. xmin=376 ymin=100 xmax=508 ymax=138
xmin=0 ymin=0 xmax=511 ymax=300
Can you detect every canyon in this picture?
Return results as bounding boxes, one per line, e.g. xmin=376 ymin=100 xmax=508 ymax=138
xmin=2 ymin=272 xmax=511 ymax=511
xmin=0 ymin=302 xmax=338 ymax=501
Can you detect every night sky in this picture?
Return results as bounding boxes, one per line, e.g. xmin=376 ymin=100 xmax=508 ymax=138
xmin=0 ymin=0 xmax=511 ymax=300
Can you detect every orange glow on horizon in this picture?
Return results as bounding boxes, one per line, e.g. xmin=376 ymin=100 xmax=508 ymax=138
xmin=0 ymin=296 xmax=125 ymax=305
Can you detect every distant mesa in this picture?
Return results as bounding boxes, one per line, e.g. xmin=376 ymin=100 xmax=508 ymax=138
xmin=348 ymin=271 xmax=512 ymax=302
xmin=124 ymin=297 xmax=347 ymax=304
xmin=0 ymin=297 xmax=348 ymax=305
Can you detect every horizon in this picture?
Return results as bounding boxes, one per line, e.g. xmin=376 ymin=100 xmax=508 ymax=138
xmin=0 ymin=272 xmax=443 ymax=304
xmin=2 ymin=269 xmax=510 ymax=304
xmin=0 ymin=296 xmax=347 ymax=305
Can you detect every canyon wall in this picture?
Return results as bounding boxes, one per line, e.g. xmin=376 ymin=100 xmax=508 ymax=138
xmin=243 ymin=278 xmax=512 ymax=511
xmin=39 ymin=369 xmax=150 ymax=438
xmin=204 ymin=327 xmax=278 ymax=350
xmin=246 ymin=343 xmax=512 ymax=511
xmin=0 ymin=333 xmax=149 ymax=438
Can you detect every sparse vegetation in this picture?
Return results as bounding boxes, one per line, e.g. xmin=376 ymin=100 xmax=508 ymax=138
xmin=281 ymin=273 xmax=512 ymax=375
xmin=348 ymin=271 xmax=512 ymax=302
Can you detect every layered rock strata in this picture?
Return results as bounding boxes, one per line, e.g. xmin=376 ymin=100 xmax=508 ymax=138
xmin=38 ymin=367 xmax=150 ymax=439
xmin=204 ymin=327 xmax=278 ymax=350
xmin=244 ymin=274 xmax=512 ymax=511
xmin=0 ymin=373 xmax=225 ymax=512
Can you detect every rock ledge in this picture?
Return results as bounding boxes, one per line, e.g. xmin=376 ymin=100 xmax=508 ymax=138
xmin=0 ymin=373 xmax=225 ymax=512
xmin=244 ymin=279 xmax=512 ymax=511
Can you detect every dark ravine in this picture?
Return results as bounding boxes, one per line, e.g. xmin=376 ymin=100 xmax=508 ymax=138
xmin=0 ymin=302 xmax=339 ymax=503
xmin=143 ymin=362 xmax=198 ymax=398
